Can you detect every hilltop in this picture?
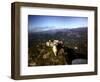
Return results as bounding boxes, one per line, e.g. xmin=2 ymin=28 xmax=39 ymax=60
xmin=28 ymin=27 xmax=87 ymax=66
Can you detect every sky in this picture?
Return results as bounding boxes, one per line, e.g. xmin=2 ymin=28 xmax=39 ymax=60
xmin=28 ymin=15 xmax=88 ymax=32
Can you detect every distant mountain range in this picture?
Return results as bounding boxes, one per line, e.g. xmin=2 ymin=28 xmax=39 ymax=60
xmin=29 ymin=27 xmax=87 ymax=34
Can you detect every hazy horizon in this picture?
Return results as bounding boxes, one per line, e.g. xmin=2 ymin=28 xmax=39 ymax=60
xmin=28 ymin=15 xmax=88 ymax=33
